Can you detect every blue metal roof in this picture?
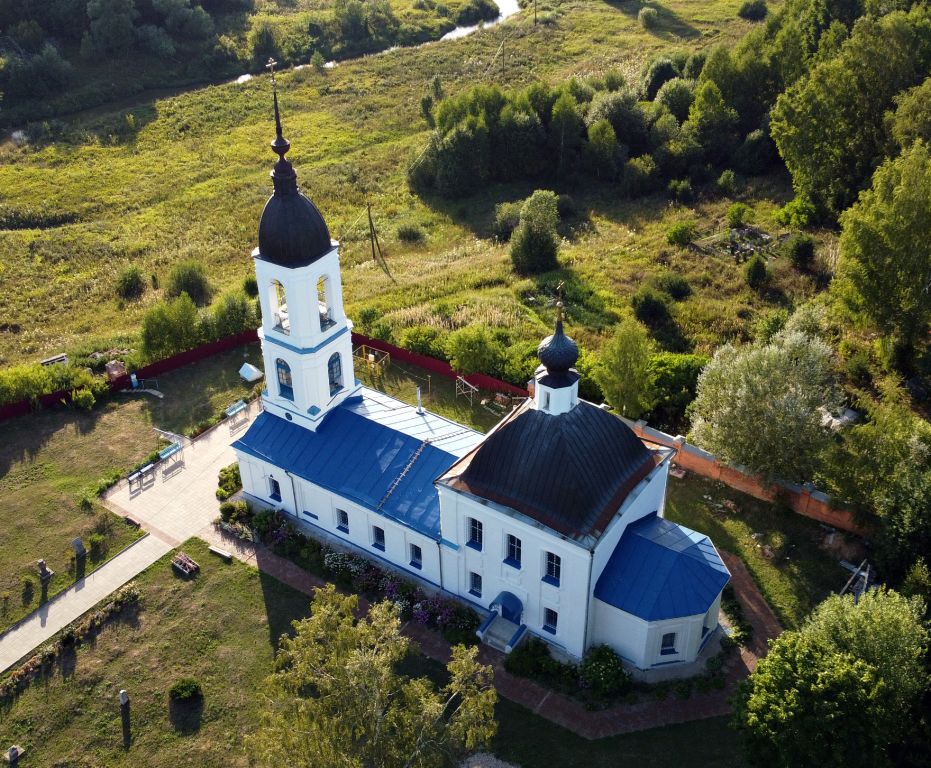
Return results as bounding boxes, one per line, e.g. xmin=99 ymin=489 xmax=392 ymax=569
xmin=233 ymin=397 xmax=467 ymax=538
xmin=594 ymin=513 xmax=730 ymax=621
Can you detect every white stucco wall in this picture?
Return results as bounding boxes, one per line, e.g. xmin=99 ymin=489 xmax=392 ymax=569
xmin=235 ymin=452 xmax=443 ymax=588
xmin=437 ymin=485 xmax=592 ymax=659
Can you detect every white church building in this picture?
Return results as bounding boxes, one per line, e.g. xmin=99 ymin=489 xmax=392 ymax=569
xmin=232 ymin=95 xmax=730 ymax=670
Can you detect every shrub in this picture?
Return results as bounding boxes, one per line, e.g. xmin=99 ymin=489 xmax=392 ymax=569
xmin=744 ymin=253 xmax=768 ymax=290
xmin=640 ymin=57 xmax=679 ymax=101
xmin=774 ymin=196 xmax=817 ymax=229
xmin=212 ymin=292 xmax=255 ymax=339
xmin=166 ymin=260 xmax=211 ymax=306
xmin=88 ymin=533 xmax=106 ymax=561
xmin=116 ymin=266 xmax=145 ymax=300
xmin=717 ymin=169 xmax=737 ymax=196
xmin=667 ymin=178 xmax=694 ymax=203
xmin=666 ymin=220 xmax=696 ymax=246
xmin=738 ymin=0 xmax=767 ymax=19
xmin=169 ymin=678 xmax=203 ymax=701
xmin=141 ymin=294 xmax=202 ymax=360
xmin=655 ymin=77 xmax=695 ymax=123
xmin=580 ymin=645 xmax=631 ymax=698
xmin=455 ymin=0 xmax=498 ymax=25
xmin=727 ymin=202 xmax=751 ymax=228
xmin=243 ymin=275 xmax=258 ymax=297
xmin=652 ymin=272 xmax=692 ymax=300
xmin=399 ymin=325 xmax=447 ymax=359
xmin=445 ymin=325 xmax=504 ymax=376
xmin=493 ymin=201 xmax=522 ymax=240
xmin=632 ymin=287 xmax=671 ymax=325
xmin=733 ymin=129 xmax=777 ymax=176
xmin=216 ymin=463 xmax=242 ymax=501
xmin=70 ymin=387 xmax=96 ymax=410
xmin=638 ymin=6 xmax=659 ymax=29
xmin=682 ymin=51 xmax=706 ymax=79
xmin=397 ymin=223 xmax=425 ymax=243
xmin=784 ymin=233 xmax=815 ymax=270
xmin=622 ymin=154 xmax=659 ymax=197
xmin=510 ymin=190 xmax=560 ymax=275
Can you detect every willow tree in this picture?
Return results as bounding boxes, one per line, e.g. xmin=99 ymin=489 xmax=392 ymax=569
xmin=246 ymin=585 xmax=497 ymax=768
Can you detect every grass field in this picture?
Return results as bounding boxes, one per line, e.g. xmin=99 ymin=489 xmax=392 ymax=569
xmin=665 ymin=473 xmax=849 ymax=629
xmin=0 ymin=0 xmax=820 ymax=373
xmin=0 ymin=345 xmax=259 ymax=634
xmin=0 ymin=537 xmax=748 ymax=767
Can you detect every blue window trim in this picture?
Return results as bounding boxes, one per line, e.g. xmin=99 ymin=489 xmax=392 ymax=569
xmin=466 ymin=540 xmax=482 ymax=552
xmin=503 ymin=557 xmax=521 ymax=570
xmin=302 ymin=510 xmax=318 ymax=520
xmin=409 ymin=545 xmax=423 ymax=569
xmin=409 ymin=559 xmax=422 ymax=569
xmin=269 ymin=492 xmax=282 ymax=503
xmin=542 ymin=623 xmax=557 ymax=635
xmin=372 ymin=527 xmax=385 ymax=551
xmin=337 ymin=524 xmax=349 ymax=533
xmin=542 ymin=575 xmax=560 ymax=587
xmin=660 ymin=647 xmax=678 ymax=656
xmin=469 ymin=572 xmax=482 ymax=598
xmin=372 ymin=542 xmax=385 ymax=552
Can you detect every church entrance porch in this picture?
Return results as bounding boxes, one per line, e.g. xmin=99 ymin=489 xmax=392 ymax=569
xmin=476 ymin=613 xmax=527 ymax=654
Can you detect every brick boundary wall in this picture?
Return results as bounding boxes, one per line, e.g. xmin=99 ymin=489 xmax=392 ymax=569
xmin=1 ymin=330 xmax=865 ymax=538
xmin=622 ymin=418 xmax=870 ymax=537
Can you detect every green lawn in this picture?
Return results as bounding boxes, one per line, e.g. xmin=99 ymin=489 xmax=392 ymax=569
xmin=2 ymin=538 xmax=747 ymax=767
xmin=0 ymin=344 xmax=257 ymax=633
xmin=665 ymin=473 xmax=849 ymax=629
xmin=0 ymin=0 xmax=816 ymax=374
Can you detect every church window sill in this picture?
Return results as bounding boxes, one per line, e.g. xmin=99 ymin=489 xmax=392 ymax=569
xmin=372 ymin=542 xmax=385 ymax=552
xmin=660 ymin=648 xmax=678 ymax=656
xmin=466 ymin=541 xmax=482 ymax=552
xmin=337 ymin=525 xmax=349 ymax=534
xmin=542 ymin=575 xmax=560 ymax=587
xmin=542 ymin=624 xmax=557 ymax=635
xmin=269 ymin=493 xmax=282 ymax=503
xmin=503 ymin=557 xmax=521 ymax=570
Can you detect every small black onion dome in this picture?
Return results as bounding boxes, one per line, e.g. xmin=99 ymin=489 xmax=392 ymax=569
xmin=256 ymin=91 xmax=332 ymax=268
xmin=537 ymin=303 xmax=579 ymax=372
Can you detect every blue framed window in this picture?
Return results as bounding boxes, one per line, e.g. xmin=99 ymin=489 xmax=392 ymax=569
xmin=276 ymin=358 xmax=294 ymax=401
xmin=409 ymin=543 xmax=422 ymax=569
xmin=372 ymin=525 xmax=385 ymax=551
xmin=328 ymin=353 xmax=343 ymax=396
xmin=469 ymin=571 xmax=482 ymax=598
xmin=504 ymin=534 xmax=521 ymax=569
xmin=268 ymin=477 xmax=281 ymax=502
xmin=467 ymin=518 xmax=483 ymax=551
xmin=661 ymin=632 xmax=677 ymax=655
xmin=336 ymin=509 xmax=349 ymax=533
xmin=543 ymin=551 xmax=561 ymax=586
xmin=543 ymin=608 xmax=558 ymax=634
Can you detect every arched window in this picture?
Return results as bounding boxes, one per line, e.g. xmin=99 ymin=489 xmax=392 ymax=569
xmin=269 ymin=280 xmax=290 ymax=334
xmin=327 ymin=353 xmax=343 ymax=396
xmin=317 ymin=275 xmax=335 ymax=331
xmin=276 ymin=358 xmax=294 ymax=400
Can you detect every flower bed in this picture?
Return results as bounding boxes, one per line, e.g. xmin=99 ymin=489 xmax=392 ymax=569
xmin=0 ymin=582 xmax=141 ymax=704
xmin=215 ymin=504 xmax=480 ymax=645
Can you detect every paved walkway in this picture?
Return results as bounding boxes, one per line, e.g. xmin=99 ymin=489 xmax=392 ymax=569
xmin=202 ymin=525 xmax=783 ymax=739
xmin=0 ymin=402 xmax=261 ymax=674
xmin=0 ymin=535 xmax=171 ymax=673
xmin=3 ymin=396 xmax=783 ymax=737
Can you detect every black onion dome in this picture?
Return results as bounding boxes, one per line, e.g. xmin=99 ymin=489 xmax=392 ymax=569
xmin=256 ymin=91 xmax=332 ymax=268
xmin=537 ymin=305 xmax=579 ymax=372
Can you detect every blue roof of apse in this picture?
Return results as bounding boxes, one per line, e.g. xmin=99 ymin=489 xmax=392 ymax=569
xmin=594 ymin=514 xmax=730 ymax=621
xmin=232 ymin=394 xmax=478 ymax=538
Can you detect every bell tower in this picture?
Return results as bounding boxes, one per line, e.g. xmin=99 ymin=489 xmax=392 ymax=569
xmin=252 ymin=61 xmax=358 ymax=430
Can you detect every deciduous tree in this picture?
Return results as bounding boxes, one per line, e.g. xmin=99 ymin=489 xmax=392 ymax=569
xmin=246 ymin=585 xmax=497 ymax=768
xmin=592 ymin=317 xmax=655 ymax=419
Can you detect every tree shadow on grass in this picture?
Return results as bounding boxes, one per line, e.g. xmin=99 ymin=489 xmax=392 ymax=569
xmin=521 ymin=268 xmax=621 ymax=332
xmin=168 ymin=696 xmax=204 ymax=735
xmin=605 ymin=0 xmax=702 ymax=40
xmin=256 ymin=563 xmax=315 ymax=650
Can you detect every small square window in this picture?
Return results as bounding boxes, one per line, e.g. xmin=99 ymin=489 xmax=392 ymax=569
xmin=661 ymin=632 xmax=677 ymax=655
xmin=410 ymin=543 xmax=422 ymax=569
xmin=268 ymin=477 xmax=282 ymax=502
xmin=505 ymin=534 xmax=522 ymax=568
xmin=336 ymin=509 xmax=349 ymax=533
xmin=467 ymin=518 xmax=483 ymax=551
xmin=543 ymin=551 xmax=561 ymax=586
xmin=469 ymin=571 xmax=482 ymax=598
xmin=372 ymin=525 xmax=385 ymax=551
xmin=543 ymin=608 xmax=558 ymax=634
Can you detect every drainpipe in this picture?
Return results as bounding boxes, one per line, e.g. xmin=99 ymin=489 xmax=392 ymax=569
xmin=284 ymin=470 xmax=299 ymax=517
xmin=582 ymin=547 xmax=594 ymax=654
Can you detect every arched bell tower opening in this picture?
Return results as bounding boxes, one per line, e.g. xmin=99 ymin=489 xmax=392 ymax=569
xmin=249 ymin=61 xmax=359 ymax=429
xmin=269 ymin=280 xmax=290 ymax=334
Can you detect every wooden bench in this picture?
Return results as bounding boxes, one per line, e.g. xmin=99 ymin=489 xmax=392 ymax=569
xmin=208 ymin=545 xmax=232 ymax=562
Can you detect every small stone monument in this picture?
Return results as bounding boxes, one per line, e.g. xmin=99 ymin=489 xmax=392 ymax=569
xmin=72 ymin=538 xmax=86 ymax=558
xmin=119 ymin=689 xmax=130 ymax=707
xmin=37 ymin=559 xmax=54 ymax=585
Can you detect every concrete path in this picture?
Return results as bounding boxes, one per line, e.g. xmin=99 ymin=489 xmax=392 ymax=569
xmin=0 ymin=535 xmax=171 ymax=673
xmin=0 ymin=402 xmax=261 ymax=674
